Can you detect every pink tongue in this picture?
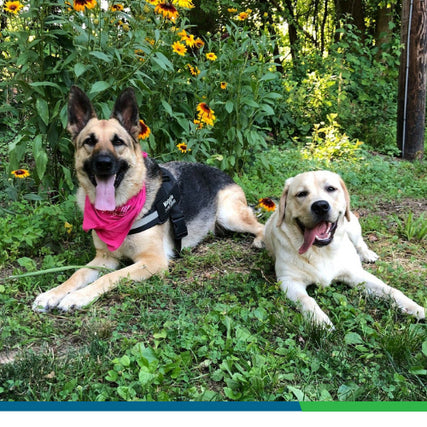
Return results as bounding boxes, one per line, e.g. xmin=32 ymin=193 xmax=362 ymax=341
xmin=299 ymin=222 xmax=330 ymax=254
xmin=94 ymin=175 xmax=116 ymax=211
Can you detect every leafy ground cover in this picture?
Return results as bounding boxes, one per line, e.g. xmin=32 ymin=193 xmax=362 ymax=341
xmin=0 ymin=147 xmax=426 ymax=402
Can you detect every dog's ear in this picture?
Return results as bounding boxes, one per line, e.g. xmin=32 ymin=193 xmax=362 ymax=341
xmin=277 ymin=178 xmax=292 ymax=227
xmin=67 ymin=86 xmax=97 ymax=139
xmin=111 ymin=88 xmax=141 ymax=141
xmin=339 ymin=177 xmax=351 ymax=221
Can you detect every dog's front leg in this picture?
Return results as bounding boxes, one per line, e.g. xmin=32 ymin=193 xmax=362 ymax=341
xmin=279 ymin=279 xmax=335 ymax=329
xmin=32 ymin=252 xmax=120 ymax=312
xmin=346 ymin=270 xmax=425 ymax=320
xmin=56 ymin=253 xmax=168 ymax=311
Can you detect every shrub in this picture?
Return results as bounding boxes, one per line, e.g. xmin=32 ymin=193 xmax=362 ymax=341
xmin=0 ymin=0 xmax=281 ymax=197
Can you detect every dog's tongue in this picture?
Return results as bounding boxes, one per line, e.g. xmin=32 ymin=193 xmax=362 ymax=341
xmin=94 ymin=175 xmax=116 ymax=211
xmin=299 ymin=222 xmax=330 ymax=254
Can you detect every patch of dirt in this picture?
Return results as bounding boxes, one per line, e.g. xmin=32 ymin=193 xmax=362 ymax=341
xmin=356 ymin=197 xmax=426 ymax=219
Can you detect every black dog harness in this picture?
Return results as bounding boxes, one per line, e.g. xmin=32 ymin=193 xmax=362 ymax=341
xmin=128 ymin=167 xmax=188 ymax=252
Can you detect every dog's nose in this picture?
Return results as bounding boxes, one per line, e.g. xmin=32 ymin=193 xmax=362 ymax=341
xmin=311 ymin=200 xmax=330 ymax=216
xmin=94 ymin=154 xmax=115 ymax=175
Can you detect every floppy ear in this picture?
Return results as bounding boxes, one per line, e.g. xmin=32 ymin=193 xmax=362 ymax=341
xmin=111 ymin=88 xmax=141 ymax=140
xmin=339 ymin=177 xmax=351 ymax=221
xmin=67 ymin=86 xmax=97 ymax=139
xmin=277 ymin=178 xmax=292 ymax=227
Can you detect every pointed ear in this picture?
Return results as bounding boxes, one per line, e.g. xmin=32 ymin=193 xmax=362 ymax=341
xmin=67 ymin=86 xmax=97 ymax=139
xmin=111 ymin=88 xmax=141 ymax=140
xmin=277 ymin=178 xmax=292 ymax=227
xmin=339 ymin=177 xmax=351 ymax=221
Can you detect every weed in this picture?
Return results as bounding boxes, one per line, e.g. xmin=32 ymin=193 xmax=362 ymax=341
xmin=393 ymin=212 xmax=427 ymax=242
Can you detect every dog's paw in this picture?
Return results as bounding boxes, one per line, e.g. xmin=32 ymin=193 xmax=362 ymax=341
xmin=32 ymin=290 xmax=64 ymax=312
xmin=57 ymin=289 xmax=96 ymax=311
xmin=252 ymin=237 xmax=265 ymax=249
xmin=402 ymin=304 xmax=426 ymax=321
xmin=359 ymin=249 xmax=379 ymax=263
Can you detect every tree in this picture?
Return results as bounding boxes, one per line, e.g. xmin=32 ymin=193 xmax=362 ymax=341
xmin=396 ymin=0 xmax=427 ymax=160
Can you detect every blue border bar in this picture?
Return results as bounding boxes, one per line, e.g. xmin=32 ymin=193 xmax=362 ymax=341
xmin=0 ymin=401 xmax=301 ymax=411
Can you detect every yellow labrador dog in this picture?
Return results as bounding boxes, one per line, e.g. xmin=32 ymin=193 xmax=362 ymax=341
xmin=264 ymin=170 xmax=425 ymax=329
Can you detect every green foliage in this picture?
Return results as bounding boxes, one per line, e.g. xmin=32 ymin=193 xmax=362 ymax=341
xmin=301 ymin=113 xmax=364 ymax=164
xmin=393 ymin=212 xmax=427 ymax=242
xmin=1 ymin=0 xmax=280 ymax=196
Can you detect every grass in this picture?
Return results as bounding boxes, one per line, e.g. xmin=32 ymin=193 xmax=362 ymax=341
xmin=0 ymin=146 xmax=426 ymax=402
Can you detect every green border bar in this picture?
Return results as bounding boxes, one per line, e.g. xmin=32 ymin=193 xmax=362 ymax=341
xmin=300 ymin=402 xmax=427 ymax=412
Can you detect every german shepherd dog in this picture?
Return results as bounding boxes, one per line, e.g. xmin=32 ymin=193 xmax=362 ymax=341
xmin=33 ymin=86 xmax=264 ymax=312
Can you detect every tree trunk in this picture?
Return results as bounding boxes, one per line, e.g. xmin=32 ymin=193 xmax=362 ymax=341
xmin=334 ymin=0 xmax=366 ymax=39
xmin=397 ymin=0 xmax=427 ymax=160
xmin=375 ymin=4 xmax=394 ymax=60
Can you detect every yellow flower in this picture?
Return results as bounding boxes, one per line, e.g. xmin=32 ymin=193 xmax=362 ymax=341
xmin=73 ymin=0 xmax=97 ymax=12
xmin=4 ymin=1 xmax=24 ymax=14
xmin=173 ymin=0 xmax=194 ymax=9
xmin=196 ymin=102 xmax=216 ymax=127
xmin=187 ymin=64 xmax=200 ymax=76
xmin=205 ymin=52 xmax=217 ymax=61
xmin=11 ymin=169 xmax=30 ymax=179
xmin=237 ymin=12 xmax=249 ymax=21
xmin=138 ymin=119 xmax=151 ymax=140
xmin=194 ymin=38 xmax=205 ymax=49
xmin=220 ymin=81 xmax=227 ymax=90
xmin=172 ymin=41 xmax=187 ymax=56
xmin=155 ymin=3 xmax=179 ymax=20
xmin=64 ymin=222 xmax=73 ymax=234
xmin=177 ymin=142 xmax=191 ymax=153
xmin=110 ymin=4 xmax=124 ymax=12
xmin=227 ymin=8 xmax=237 ymax=13
xmin=146 ymin=0 xmax=161 ymax=5
xmin=258 ymin=197 xmax=276 ymax=212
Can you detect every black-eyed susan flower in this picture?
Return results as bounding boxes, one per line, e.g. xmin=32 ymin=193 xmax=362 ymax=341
xmin=4 ymin=1 xmax=24 ymax=13
xmin=186 ymin=64 xmax=200 ymax=76
xmin=196 ymin=102 xmax=216 ymax=127
xmin=205 ymin=52 xmax=217 ymax=61
xmin=146 ymin=0 xmax=161 ymax=5
xmin=220 ymin=81 xmax=228 ymax=90
xmin=138 ymin=119 xmax=151 ymax=140
xmin=176 ymin=142 xmax=190 ymax=153
xmin=172 ymin=40 xmax=187 ymax=56
xmin=237 ymin=12 xmax=249 ymax=21
xmin=173 ymin=0 xmax=194 ymax=8
xmin=227 ymin=8 xmax=237 ymax=13
xmin=73 ymin=0 xmax=97 ymax=12
xmin=11 ymin=169 xmax=30 ymax=179
xmin=258 ymin=197 xmax=276 ymax=212
xmin=110 ymin=4 xmax=124 ymax=12
xmin=155 ymin=2 xmax=179 ymax=20
xmin=182 ymin=33 xmax=196 ymax=47
xmin=194 ymin=38 xmax=205 ymax=49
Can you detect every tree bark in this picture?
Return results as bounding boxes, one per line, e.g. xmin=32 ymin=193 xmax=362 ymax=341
xmin=397 ymin=0 xmax=427 ymax=160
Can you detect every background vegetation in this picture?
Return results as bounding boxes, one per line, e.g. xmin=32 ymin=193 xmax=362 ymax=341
xmin=0 ymin=0 xmax=426 ymax=403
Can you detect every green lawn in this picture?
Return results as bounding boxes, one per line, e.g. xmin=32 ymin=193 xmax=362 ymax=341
xmin=0 ymin=147 xmax=426 ymax=402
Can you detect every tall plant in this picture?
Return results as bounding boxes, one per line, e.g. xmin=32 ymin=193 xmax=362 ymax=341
xmin=1 ymin=0 xmax=281 ymax=198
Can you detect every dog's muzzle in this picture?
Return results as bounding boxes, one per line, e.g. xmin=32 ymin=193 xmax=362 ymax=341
xmin=84 ymin=152 xmax=129 ymax=188
xmin=296 ymin=200 xmax=338 ymax=254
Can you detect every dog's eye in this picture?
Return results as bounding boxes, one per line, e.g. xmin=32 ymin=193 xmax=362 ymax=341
xmin=112 ymin=136 xmax=125 ymax=147
xmin=296 ymin=191 xmax=308 ymax=198
xmin=326 ymin=186 xmax=337 ymax=193
xmin=83 ymin=135 xmax=97 ymax=147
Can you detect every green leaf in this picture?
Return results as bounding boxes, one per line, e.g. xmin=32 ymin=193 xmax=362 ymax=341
xmin=225 ymin=101 xmax=234 ymax=113
xmin=422 ymin=340 xmax=427 ymax=357
xmin=74 ymin=63 xmax=87 ymax=78
xmin=32 ymin=135 xmax=48 ymax=180
xmin=344 ymin=332 xmax=363 ymax=345
xmin=90 ymin=81 xmax=110 ymax=94
xmin=36 ymin=98 xmax=49 ymax=126
xmin=90 ymin=51 xmax=112 ymax=62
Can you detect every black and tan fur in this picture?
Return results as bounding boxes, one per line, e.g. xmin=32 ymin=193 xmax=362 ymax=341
xmin=33 ymin=86 xmax=264 ymax=311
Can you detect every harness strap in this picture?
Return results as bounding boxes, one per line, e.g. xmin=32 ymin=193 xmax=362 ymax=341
xmin=128 ymin=167 xmax=188 ymax=252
